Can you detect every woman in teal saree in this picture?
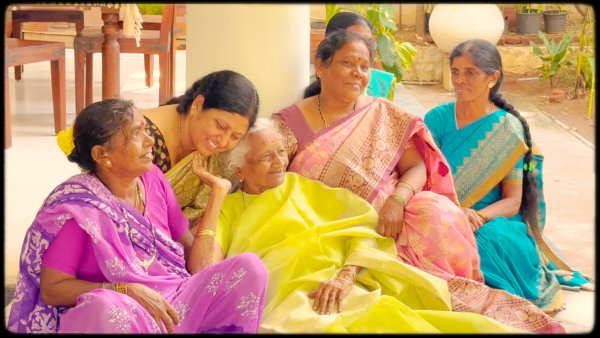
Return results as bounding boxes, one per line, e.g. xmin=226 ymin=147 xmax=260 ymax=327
xmin=424 ymin=39 xmax=593 ymax=314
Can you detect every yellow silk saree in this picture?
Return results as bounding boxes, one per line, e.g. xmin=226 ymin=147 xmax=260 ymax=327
xmin=215 ymin=173 xmax=522 ymax=333
xmin=165 ymin=152 xmax=232 ymax=224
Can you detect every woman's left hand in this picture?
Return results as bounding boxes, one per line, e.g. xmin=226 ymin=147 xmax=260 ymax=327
xmin=308 ymin=277 xmax=352 ymax=315
xmin=191 ymin=152 xmax=231 ymax=194
xmin=378 ymin=197 xmax=405 ymax=237
xmin=461 ymin=207 xmax=485 ymax=232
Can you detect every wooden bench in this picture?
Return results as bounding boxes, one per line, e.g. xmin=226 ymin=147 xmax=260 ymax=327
xmin=4 ymin=38 xmax=66 ymax=149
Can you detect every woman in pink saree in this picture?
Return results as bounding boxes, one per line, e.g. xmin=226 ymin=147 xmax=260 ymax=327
xmin=8 ymin=99 xmax=267 ymax=333
xmin=272 ymin=30 xmax=479 ymax=282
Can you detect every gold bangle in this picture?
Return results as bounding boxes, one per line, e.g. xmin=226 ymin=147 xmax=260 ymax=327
xmin=195 ymin=229 xmax=216 ymax=239
xmin=338 ymin=266 xmax=356 ymax=283
xmin=389 ymin=194 xmax=406 ymax=208
xmin=398 ymin=180 xmax=416 ymax=195
xmin=336 ymin=277 xmax=353 ymax=287
xmin=475 ymin=211 xmax=489 ymax=223
xmin=113 ymin=282 xmax=127 ymax=294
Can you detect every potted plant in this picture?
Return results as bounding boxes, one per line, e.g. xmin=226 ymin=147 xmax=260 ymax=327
xmin=530 ymin=31 xmax=574 ymax=88
xmin=543 ymin=4 xmax=568 ymax=33
xmin=325 ymin=4 xmax=417 ymax=81
xmin=516 ymin=4 xmax=542 ymax=35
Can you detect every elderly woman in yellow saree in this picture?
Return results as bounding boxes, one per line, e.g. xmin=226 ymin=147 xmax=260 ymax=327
xmin=142 ymin=70 xmax=258 ymax=224
xmin=186 ymin=118 xmax=564 ymax=333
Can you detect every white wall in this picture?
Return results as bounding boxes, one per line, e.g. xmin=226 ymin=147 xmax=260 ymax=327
xmin=186 ymin=4 xmax=310 ymax=117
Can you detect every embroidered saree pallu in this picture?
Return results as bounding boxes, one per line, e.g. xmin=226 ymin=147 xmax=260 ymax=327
xmin=215 ymin=172 xmax=528 ymax=333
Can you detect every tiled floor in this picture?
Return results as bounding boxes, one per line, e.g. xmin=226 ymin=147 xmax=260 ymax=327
xmin=4 ymin=49 xmax=594 ymax=333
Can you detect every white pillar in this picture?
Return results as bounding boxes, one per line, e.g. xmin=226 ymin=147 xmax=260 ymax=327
xmin=186 ymin=4 xmax=310 ymax=117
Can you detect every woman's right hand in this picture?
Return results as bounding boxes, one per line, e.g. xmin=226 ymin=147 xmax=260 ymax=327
xmin=191 ymin=152 xmax=231 ymax=195
xmin=127 ymin=283 xmax=180 ymax=333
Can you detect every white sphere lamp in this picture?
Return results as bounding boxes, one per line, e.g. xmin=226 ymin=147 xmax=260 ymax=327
xmin=428 ymin=4 xmax=505 ymax=90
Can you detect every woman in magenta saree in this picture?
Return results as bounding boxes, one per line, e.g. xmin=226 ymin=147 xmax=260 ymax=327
xmin=8 ymin=99 xmax=267 ymax=333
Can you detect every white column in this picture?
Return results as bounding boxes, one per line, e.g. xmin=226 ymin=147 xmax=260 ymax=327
xmin=186 ymin=4 xmax=310 ymax=117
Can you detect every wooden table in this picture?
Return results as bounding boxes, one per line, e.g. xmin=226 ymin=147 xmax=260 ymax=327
xmin=5 ymin=38 xmax=66 ymax=148
xmin=100 ymin=6 xmax=121 ymax=100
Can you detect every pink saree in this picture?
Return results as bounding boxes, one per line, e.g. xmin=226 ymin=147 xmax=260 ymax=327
xmin=273 ymin=98 xmax=481 ymax=282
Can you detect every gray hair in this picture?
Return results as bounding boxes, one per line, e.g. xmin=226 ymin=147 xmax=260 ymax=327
xmin=227 ymin=117 xmax=281 ymax=172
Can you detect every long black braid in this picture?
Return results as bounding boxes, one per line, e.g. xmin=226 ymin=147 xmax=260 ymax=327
xmin=450 ymin=39 xmax=539 ymax=231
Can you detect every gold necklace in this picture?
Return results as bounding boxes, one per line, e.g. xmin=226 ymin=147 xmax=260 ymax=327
xmin=122 ymin=181 xmax=157 ymax=272
xmin=316 ymin=94 xmax=357 ymax=128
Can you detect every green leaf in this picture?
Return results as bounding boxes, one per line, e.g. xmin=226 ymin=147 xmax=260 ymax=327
xmin=377 ymin=35 xmax=396 ymax=67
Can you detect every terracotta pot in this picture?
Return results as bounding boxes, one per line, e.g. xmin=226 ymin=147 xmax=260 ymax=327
xmin=503 ymin=7 xmax=517 ymax=30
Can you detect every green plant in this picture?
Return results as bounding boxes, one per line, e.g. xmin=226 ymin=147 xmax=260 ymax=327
xmin=137 ymin=4 xmax=164 ymax=15
xmin=324 ymin=4 xmax=417 ymax=81
xmin=516 ymin=4 xmax=542 ymax=13
xmin=573 ymin=4 xmax=595 ymax=98
xmin=544 ymin=4 xmax=567 ymax=13
xmin=530 ymin=31 xmax=574 ymax=88
xmin=586 ymin=57 xmax=595 ymax=119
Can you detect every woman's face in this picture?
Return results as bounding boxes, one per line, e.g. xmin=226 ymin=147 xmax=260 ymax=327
xmin=238 ymin=127 xmax=288 ymax=195
xmin=103 ymin=108 xmax=155 ymax=178
xmin=450 ymin=55 xmax=498 ymax=103
xmin=317 ymin=40 xmax=371 ymax=102
xmin=189 ymin=103 xmax=250 ymax=157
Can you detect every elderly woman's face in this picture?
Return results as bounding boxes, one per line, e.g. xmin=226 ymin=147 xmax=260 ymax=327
xmin=451 ymin=55 xmax=497 ymax=103
xmin=103 ymin=109 xmax=155 ymax=178
xmin=238 ymin=128 xmax=288 ymax=194
xmin=317 ymin=40 xmax=370 ymax=102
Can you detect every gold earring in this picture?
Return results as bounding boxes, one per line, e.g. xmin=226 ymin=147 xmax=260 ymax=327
xmin=488 ymin=83 xmax=495 ymax=88
xmin=105 ymin=160 xmax=112 ymax=168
